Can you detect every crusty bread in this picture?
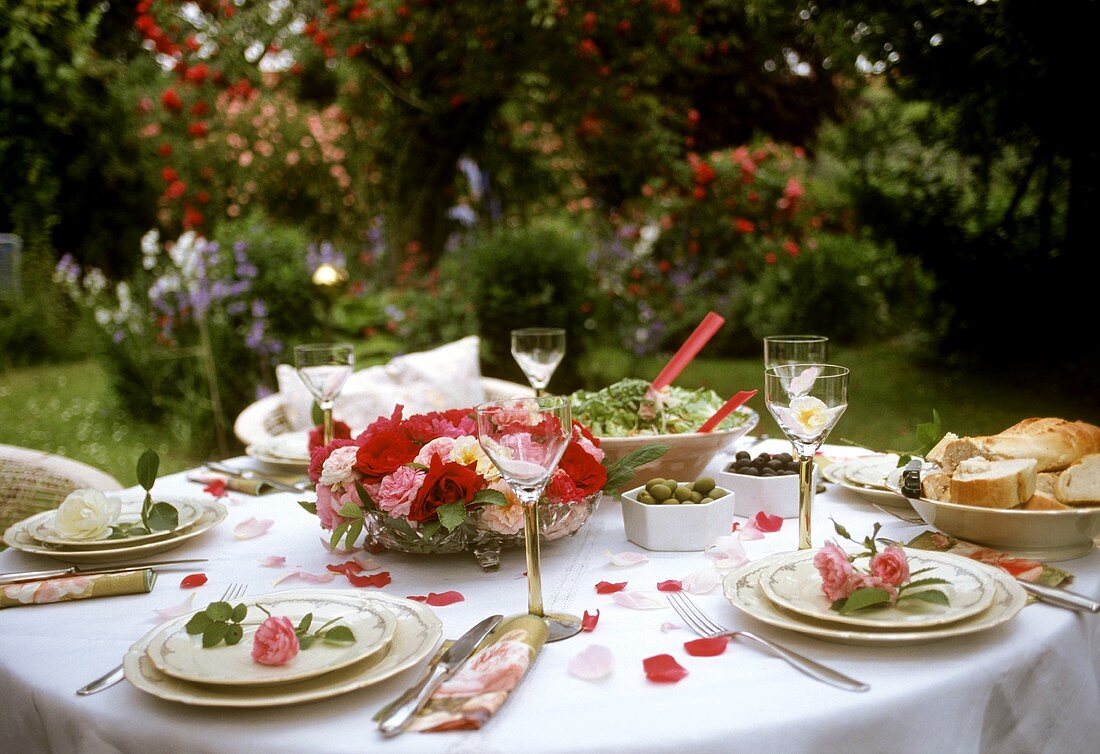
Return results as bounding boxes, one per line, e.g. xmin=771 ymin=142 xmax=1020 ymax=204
xmin=950 ymin=457 xmax=1037 ymax=508
xmin=921 ymin=471 xmax=951 ymax=501
xmin=977 ymin=419 xmax=1100 ymax=472
xmin=1054 ymin=453 xmax=1100 ymax=506
xmin=926 ymin=433 xmax=987 ymax=474
xmin=1035 ymin=472 xmax=1060 ymax=497
xmin=1021 ymin=491 xmax=1069 ymax=510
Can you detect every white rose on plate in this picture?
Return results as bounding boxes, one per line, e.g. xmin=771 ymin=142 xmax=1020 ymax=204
xmin=319 ymin=445 xmax=360 ymax=486
xmin=53 ymin=489 xmax=122 ymax=540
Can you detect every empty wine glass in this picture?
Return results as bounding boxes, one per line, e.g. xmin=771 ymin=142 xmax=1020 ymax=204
xmin=763 ymin=335 xmax=829 ymax=372
xmin=294 ymin=343 xmax=354 ymax=446
xmin=765 ymin=364 xmax=848 ymax=550
xmin=476 ymin=396 xmax=581 ymax=642
xmin=511 ymin=328 xmax=566 ymax=396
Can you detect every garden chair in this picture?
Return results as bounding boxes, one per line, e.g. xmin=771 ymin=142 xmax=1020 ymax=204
xmin=0 ymin=444 xmax=124 ymax=547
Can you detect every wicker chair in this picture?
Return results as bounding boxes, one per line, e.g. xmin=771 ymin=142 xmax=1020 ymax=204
xmin=233 ymin=376 xmax=535 ymax=447
xmin=0 ymin=444 xmax=124 ymax=546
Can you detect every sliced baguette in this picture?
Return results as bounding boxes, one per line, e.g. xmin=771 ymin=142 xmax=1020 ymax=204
xmin=926 ymin=433 xmax=987 ymax=474
xmin=1021 ymin=492 xmax=1069 ymax=510
xmin=1035 ymin=472 xmax=1060 ymax=497
xmin=950 ymin=457 xmax=1037 ymax=509
xmin=921 ymin=471 xmax=951 ymax=502
xmin=977 ymin=418 xmax=1100 ymax=472
xmin=1054 ymin=453 xmax=1100 ymax=506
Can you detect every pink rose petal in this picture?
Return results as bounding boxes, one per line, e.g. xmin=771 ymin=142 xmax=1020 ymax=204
xmin=353 ymin=553 xmax=382 ymax=571
xmin=738 ymin=522 xmax=765 ymax=541
xmin=753 ymin=511 xmax=783 ymax=532
xmin=259 ymin=555 xmax=286 ymax=568
xmin=152 ymin=593 xmax=195 ymax=622
xmin=656 ymin=580 xmax=683 ymax=592
xmin=568 ymin=644 xmax=615 ymax=681
xmin=643 ymin=654 xmax=688 ymax=683
xmin=681 ymin=568 xmax=720 ymax=595
xmin=660 ymin=621 xmax=681 ymax=633
xmin=234 ymin=517 xmax=274 ymax=539
xmin=582 ymin=609 xmax=600 ymax=632
xmin=707 ymin=535 xmax=749 ymax=569
xmin=606 ymin=550 xmax=649 ymax=567
xmin=611 ymin=591 xmax=667 ymax=610
xmin=271 ymin=570 xmax=337 ymax=587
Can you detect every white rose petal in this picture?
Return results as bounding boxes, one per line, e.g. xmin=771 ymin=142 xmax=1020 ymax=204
xmin=319 ymin=446 xmax=359 ymax=486
xmin=53 ymin=489 xmax=121 ymax=541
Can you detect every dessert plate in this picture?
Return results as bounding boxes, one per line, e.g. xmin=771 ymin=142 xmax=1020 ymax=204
xmin=758 ymin=548 xmax=995 ymax=629
xmin=822 ymin=455 xmax=911 ymax=508
xmin=24 ymin=498 xmax=205 ymax=549
xmin=145 ymin=593 xmax=397 ymax=686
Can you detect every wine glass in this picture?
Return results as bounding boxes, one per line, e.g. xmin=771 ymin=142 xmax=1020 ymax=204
xmin=764 ymin=364 xmax=848 ymax=550
xmin=511 ymin=328 xmax=566 ymax=396
xmin=763 ymin=335 xmax=829 ymax=372
xmin=294 ymin=343 xmax=354 ymax=446
xmin=476 ymin=396 xmax=581 ymax=642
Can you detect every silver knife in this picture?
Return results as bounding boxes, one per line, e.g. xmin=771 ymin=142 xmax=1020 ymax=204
xmin=0 ymin=558 xmax=208 ymax=585
xmin=376 ymin=614 xmax=503 ymax=737
xmin=204 ymin=461 xmax=308 ymax=495
xmin=1020 ymin=580 xmax=1100 ymax=613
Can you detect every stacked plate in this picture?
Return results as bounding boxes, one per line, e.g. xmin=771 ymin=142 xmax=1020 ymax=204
xmin=124 ymin=589 xmax=443 ymax=707
xmin=246 ymin=432 xmax=312 ymax=471
xmin=2 ymin=498 xmax=228 ymax=564
xmin=821 ymin=454 xmax=911 ymax=507
xmin=723 ymin=548 xmax=1027 ymax=646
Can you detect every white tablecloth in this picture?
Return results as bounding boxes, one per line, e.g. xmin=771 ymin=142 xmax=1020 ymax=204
xmin=2 ymin=441 xmax=1099 ymax=754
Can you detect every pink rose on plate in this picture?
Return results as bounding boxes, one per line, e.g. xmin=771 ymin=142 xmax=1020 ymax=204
xmin=377 ymin=465 xmax=425 ymax=518
xmin=870 ymin=545 xmax=910 ymax=588
xmin=813 ymin=541 xmax=859 ymax=602
xmin=252 ymin=616 xmax=299 ymax=666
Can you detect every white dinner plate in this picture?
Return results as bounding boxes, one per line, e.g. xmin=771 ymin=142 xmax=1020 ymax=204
xmin=24 ymin=498 xmax=205 ymax=549
xmin=2 ymin=501 xmax=227 ymax=564
xmin=124 ymin=591 xmax=443 ymax=707
xmin=145 ymin=593 xmax=397 ymax=686
xmin=822 ymin=455 xmax=912 ymax=508
xmin=723 ymin=558 xmax=1026 ymax=646
xmin=758 ymin=548 xmax=995 ymax=629
xmin=250 ymin=433 xmax=311 ymax=462
xmin=245 ymin=444 xmax=310 ymax=471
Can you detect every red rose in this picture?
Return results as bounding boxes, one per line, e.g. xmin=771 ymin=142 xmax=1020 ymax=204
xmin=308 ymin=420 xmax=351 ymax=451
xmin=557 ymin=442 xmax=607 ymax=498
xmin=408 ymin=455 xmax=483 ymax=523
xmin=546 ymin=469 xmax=580 ymax=503
xmin=355 ymin=430 xmax=418 ymax=481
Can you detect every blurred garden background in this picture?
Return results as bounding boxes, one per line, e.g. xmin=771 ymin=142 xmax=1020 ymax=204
xmin=1 ymin=0 xmax=1096 ymax=481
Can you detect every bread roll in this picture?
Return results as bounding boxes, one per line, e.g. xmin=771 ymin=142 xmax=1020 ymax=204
xmin=1054 ymin=453 xmax=1100 ymax=506
xmin=921 ymin=471 xmax=951 ymax=501
xmin=950 ymin=458 xmax=1037 ymax=508
xmin=977 ymin=419 xmax=1100 ymax=472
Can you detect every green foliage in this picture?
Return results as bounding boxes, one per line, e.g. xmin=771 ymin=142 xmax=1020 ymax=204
xmin=0 ymin=251 xmax=90 ymax=368
xmin=185 ymin=600 xmax=247 ymax=648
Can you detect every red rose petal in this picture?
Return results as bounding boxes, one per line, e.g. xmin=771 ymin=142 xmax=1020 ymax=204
xmin=346 ymin=570 xmax=391 ymax=588
xmin=407 ymin=595 xmax=428 ymax=602
xmin=581 ymin=609 xmax=600 ymax=632
xmin=643 ymin=654 xmax=689 ymax=683
xmin=657 ymin=580 xmax=683 ymax=592
xmin=202 ymin=479 xmax=226 ymax=498
xmin=684 ymin=637 xmax=729 ymax=657
xmin=753 ymin=511 xmax=783 ymax=533
xmin=595 ymin=581 xmax=628 ymax=594
xmin=406 ymin=591 xmax=465 ymax=606
xmin=179 ymin=573 xmax=207 ymax=589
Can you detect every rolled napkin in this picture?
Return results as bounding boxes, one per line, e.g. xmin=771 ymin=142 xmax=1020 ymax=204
xmin=906 ymin=531 xmax=1071 ymax=586
xmin=0 ymin=569 xmax=156 ymax=609
xmin=408 ymin=614 xmax=549 ymax=732
xmin=186 ymin=470 xmax=300 ymax=496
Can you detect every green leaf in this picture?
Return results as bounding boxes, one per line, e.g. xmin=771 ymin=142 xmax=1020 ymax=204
xmin=896 ymin=454 xmax=912 ymax=468
xmin=297 ymin=613 xmax=313 ymax=634
xmin=106 ymin=527 xmax=128 ymax=540
xmin=126 ymin=526 xmax=150 ymax=536
xmin=353 ymin=480 xmax=378 ymax=512
xmin=837 ymin=587 xmax=892 ymax=614
xmin=407 ymin=463 xmax=428 ymax=471
xmin=224 ymin=624 xmax=243 ymax=646
xmin=298 ymin=501 xmax=318 ymax=515
xmin=436 ymin=501 xmax=468 ymax=532
xmin=830 ymin=518 xmax=852 ymax=541
xmin=136 ymin=448 xmax=159 ymax=491
xmin=338 ymin=501 xmax=365 ymax=519
xmin=604 ymin=443 xmax=669 ymax=493
xmin=420 ymin=520 xmax=441 ymax=539
xmin=202 ymin=622 xmax=229 ymax=648
xmin=913 ymin=410 xmax=943 ymax=458
xmin=205 ymin=601 xmax=231 ymax=622
xmin=899 ymin=589 xmax=950 ymax=606
xmin=908 ymin=567 xmax=935 ymax=577
xmin=328 ymin=522 xmax=348 ymax=551
xmin=471 ymin=489 xmax=509 ymax=507
xmin=345 ymin=519 xmax=363 ymax=551
xmin=145 ymin=502 xmax=179 ymax=532
xmin=230 ymin=603 xmax=248 ymax=623
xmin=185 ymin=613 xmax=212 ymax=635
xmin=299 ymin=634 xmax=317 ymax=650
xmin=322 ymin=625 xmax=356 ymax=645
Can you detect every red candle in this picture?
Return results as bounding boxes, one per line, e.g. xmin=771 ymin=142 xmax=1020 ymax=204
xmin=649 ymin=311 xmax=725 ymax=393
xmin=697 ymin=389 xmax=757 ymax=433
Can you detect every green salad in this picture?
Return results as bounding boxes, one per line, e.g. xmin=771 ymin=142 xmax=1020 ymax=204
xmin=570 ymin=378 xmax=751 ymax=437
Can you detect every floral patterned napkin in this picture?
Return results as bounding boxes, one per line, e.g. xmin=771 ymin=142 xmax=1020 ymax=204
xmin=0 ymin=569 xmax=156 ymax=609
xmin=409 ymin=614 xmax=549 ymax=732
xmin=906 ymin=531 xmax=1071 ymax=586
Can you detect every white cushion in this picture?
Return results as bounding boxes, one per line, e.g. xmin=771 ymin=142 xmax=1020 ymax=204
xmin=276 ymin=336 xmax=486 ymax=433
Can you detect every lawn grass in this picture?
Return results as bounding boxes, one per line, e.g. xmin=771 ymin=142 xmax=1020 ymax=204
xmin=1 ymin=339 xmax=1096 ymax=481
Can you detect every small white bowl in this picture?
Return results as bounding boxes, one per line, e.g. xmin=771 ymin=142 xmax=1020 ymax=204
xmin=717 ymin=463 xmax=815 ymax=519
xmin=619 ymin=485 xmax=736 ymax=551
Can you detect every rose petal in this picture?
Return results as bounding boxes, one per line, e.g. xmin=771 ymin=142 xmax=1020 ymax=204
xmin=656 ymin=580 xmax=683 ymax=592
xmin=568 ymin=644 xmax=615 ymax=681
xmin=681 ymin=569 xmax=720 ymax=595
xmin=346 ymin=571 xmax=391 ymax=588
xmin=607 ymin=550 xmax=649 ymax=567
xmin=152 ymin=593 xmax=195 ymax=621
xmin=405 ymin=591 xmax=464 ymax=606
xmin=707 ymin=535 xmax=749 ymax=570
xmin=738 ymin=522 xmax=765 ymax=541
xmin=353 ymin=554 xmax=382 ymax=571
xmin=684 ymin=637 xmax=729 ymax=657
xmin=203 ymin=479 xmax=227 ymax=498
xmin=643 ymin=654 xmax=688 ymax=683
xmin=581 ymin=609 xmax=600 ymax=632
xmin=753 ymin=511 xmax=783 ymax=533
xmin=595 ymin=581 xmax=628 ymax=594
xmin=234 ymin=517 xmax=274 ymax=539
xmin=320 ymin=536 xmax=359 ymax=555
xmin=660 ymin=622 xmax=681 ymax=633
xmin=272 ymin=570 xmax=337 ymax=587
xmin=611 ymin=591 xmax=667 ymax=610
xmin=179 ymin=573 xmax=207 ymax=589
xmin=259 ymin=555 xmax=286 ymax=568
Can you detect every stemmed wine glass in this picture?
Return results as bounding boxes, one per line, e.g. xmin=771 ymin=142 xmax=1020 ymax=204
xmin=763 ymin=335 xmax=829 ymax=371
xmin=294 ymin=343 xmax=354 ymax=446
xmin=511 ymin=328 xmax=566 ymax=397
xmin=476 ymin=396 xmax=582 ymax=642
xmin=764 ymin=364 xmax=848 ymax=550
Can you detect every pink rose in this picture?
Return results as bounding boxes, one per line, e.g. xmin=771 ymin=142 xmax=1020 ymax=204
xmin=315 ymin=484 xmax=359 ymax=530
xmin=252 ymin=615 xmax=300 ymax=666
xmin=377 ymin=466 xmax=426 ymax=518
xmin=413 ymin=437 xmax=456 ymax=467
xmin=870 ymin=545 xmax=910 ymax=588
xmin=813 ymin=541 xmax=859 ymax=602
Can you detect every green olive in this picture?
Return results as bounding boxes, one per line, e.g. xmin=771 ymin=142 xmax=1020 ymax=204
xmin=637 ymin=491 xmax=656 ymax=505
xmin=674 ymin=485 xmax=693 ymax=502
xmin=693 ymin=477 xmax=716 ymax=494
xmin=660 ymin=497 xmax=680 ymax=505
xmin=710 ymin=487 xmax=729 ymax=499
xmin=690 ymin=491 xmax=704 ymax=503
xmin=645 ymin=478 xmax=666 ymax=493
xmin=699 ymin=497 xmax=714 ymax=505
xmin=649 ymin=483 xmax=672 ymax=502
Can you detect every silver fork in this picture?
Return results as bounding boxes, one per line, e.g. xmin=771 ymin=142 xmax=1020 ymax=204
xmin=666 ymin=590 xmax=869 ymax=693
xmin=76 ymin=582 xmax=248 ymax=696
